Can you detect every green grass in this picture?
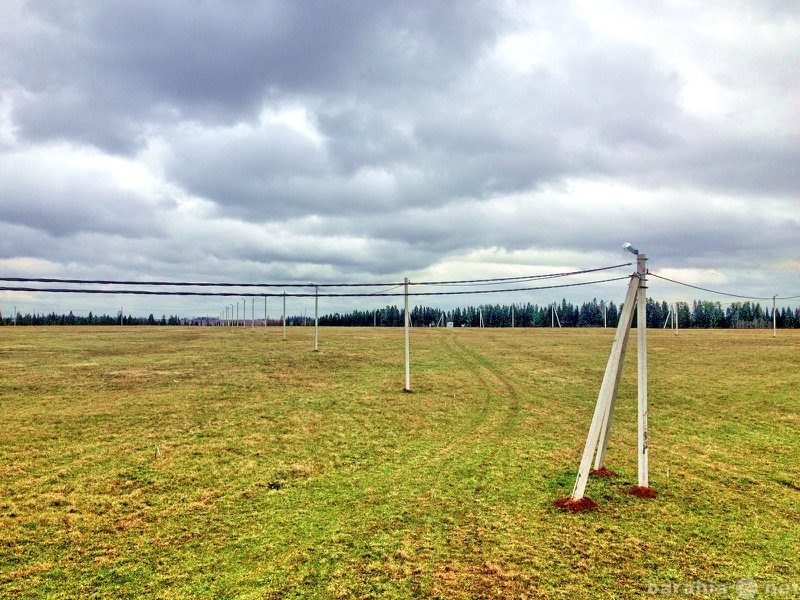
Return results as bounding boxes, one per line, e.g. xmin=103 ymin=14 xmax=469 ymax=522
xmin=1 ymin=326 xmax=798 ymax=598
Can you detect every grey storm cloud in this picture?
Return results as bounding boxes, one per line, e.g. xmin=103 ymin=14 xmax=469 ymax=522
xmin=3 ymin=0 xmax=502 ymax=151
xmin=0 ymin=0 xmax=798 ymax=315
xmin=0 ymin=148 xmax=167 ymax=238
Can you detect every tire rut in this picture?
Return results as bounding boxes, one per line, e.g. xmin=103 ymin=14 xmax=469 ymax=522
xmin=429 ymin=332 xmax=525 ymax=465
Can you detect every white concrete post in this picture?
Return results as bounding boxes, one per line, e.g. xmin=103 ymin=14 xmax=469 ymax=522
xmin=636 ymin=254 xmax=649 ymax=488
xmin=592 ymin=270 xmax=640 ymax=471
xmin=404 ymin=277 xmax=411 ymax=392
xmin=313 ymin=285 xmax=319 ymax=351
xmin=675 ymin=303 xmax=679 ymax=334
xmin=773 ymin=296 xmax=777 ymax=337
xmin=571 ymin=266 xmax=640 ymax=500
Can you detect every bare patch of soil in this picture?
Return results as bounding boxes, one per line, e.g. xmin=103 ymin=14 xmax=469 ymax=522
xmin=554 ymin=497 xmax=599 ymax=512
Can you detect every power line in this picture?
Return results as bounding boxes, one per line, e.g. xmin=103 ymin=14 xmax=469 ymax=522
xmin=0 ymin=263 xmax=631 ymax=289
xmin=0 ymin=275 xmax=631 ymax=299
xmin=412 ymin=263 xmax=633 ymax=286
xmin=649 ymin=272 xmax=798 ymax=301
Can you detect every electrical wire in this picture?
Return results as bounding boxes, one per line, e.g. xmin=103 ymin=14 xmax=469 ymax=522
xmin=0 ymin=263 xmax=631 ymax=289
xmin=649 ymin=272 xmax=798 ymax=301
xmin=0 ymin=275 xmax=631 ymax=298
xmin=410 ymin=263 xmax=633 ymax=286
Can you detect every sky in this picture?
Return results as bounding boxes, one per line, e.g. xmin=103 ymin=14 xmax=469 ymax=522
xmin=1 ymin=0 xmax=798 ymax=319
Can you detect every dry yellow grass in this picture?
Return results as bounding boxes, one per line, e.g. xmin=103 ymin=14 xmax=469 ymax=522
xmin=0 ymin=326 xmax=798 ymax=598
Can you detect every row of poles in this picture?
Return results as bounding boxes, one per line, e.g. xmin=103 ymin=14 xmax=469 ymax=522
xmin=663 ymin=298 xmax=780 ymax=337
xmin=211 ymin=260 xmax=653 ymax=507
xmin=218 ymin=294 xmax=291 ymax=342
xmin=216 ymin=297 xmax=605 ymax=332
xmin=213 ymin=280 xmax=411 ymax=388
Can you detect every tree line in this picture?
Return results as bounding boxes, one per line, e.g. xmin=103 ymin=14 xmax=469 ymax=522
xmin=0 ymin=311 xmax=185 ymax=326
xmin=2 ymin=299 xmax=799 ymax=328
xmin=318 ymin=299 xmax=800 ymax=329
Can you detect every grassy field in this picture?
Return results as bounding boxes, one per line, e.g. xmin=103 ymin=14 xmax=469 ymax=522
xmin=1 ymin=325 xmax=798 ymax=599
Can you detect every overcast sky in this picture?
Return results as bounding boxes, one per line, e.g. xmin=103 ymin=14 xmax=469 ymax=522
xmin=1 ymin=0 xmax=798 ymax=318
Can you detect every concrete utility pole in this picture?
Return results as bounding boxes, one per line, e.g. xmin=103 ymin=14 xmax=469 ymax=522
xmin=404 ymin=277 xmax=411 ymax=392
xmin=773 ymin=296 xmax=777 ymax=337
xmin=636 ymin=252 xmax=649 ymax=489
xmin=569 ymin=244 xmax=651 ymax=502
xmin=311 ymin=283 xmax=319 ymax=351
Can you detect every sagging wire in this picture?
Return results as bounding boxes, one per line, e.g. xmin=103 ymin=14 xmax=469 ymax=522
xmin=0 ymin=275 xmax=631 ymax=298
xmin=648 ymin=272 xmax=798 ymax=301
xmin=0 ymin=263 xmax=632 ymax=290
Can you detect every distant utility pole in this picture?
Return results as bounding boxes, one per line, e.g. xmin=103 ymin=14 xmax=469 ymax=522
xmin=311 ymin=283 xmax=319 ymax=351
xmin=404 ymin=277 xmax=411 ymax=392
xmin=773 ymin=295 xmax=777 ymax=337
xmin=282 ymin=292 xmax=287 ymax=341
xmin=551 ymin=305 xmax=561 ymax=328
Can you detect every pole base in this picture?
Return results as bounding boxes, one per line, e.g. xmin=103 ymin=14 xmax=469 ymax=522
xmin=589 ymin=468 xmax=618 ymax=478
xmin=627 ymin=486 xmax=657 ymax=498
xmin=554 ymin=497 xmax=598 ymax=512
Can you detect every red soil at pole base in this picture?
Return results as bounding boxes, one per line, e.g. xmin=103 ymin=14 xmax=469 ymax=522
xmin=554 ymin=497 xmax=599 ymax=512
xmin=627 ymin=486 xmax=658 ymax=498
xmin=589 ymin=468 xmax=618 ymax=477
